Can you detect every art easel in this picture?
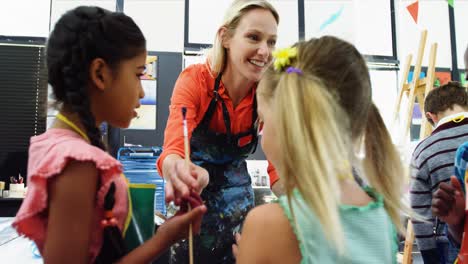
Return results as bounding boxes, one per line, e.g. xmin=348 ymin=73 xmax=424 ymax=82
xmin=395 ymin=29 xmax=438 ymax=264
xmin=393 ymin=30 xmax=438 ymax=142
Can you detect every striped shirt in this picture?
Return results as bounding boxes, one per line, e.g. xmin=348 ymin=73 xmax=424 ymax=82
xmin=410 ymin=114 xmax=468 ymax=251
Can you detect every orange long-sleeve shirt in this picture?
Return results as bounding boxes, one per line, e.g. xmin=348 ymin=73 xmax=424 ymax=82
xmin=156 ymin=62 xmax=279 ymax=187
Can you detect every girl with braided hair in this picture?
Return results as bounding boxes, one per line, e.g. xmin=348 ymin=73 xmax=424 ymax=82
xmin=13 ymin=6 xmax=206 ymax=263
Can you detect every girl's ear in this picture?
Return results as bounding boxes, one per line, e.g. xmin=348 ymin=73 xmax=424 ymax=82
xmin=89 ymin=58 xmax=112 ymax=91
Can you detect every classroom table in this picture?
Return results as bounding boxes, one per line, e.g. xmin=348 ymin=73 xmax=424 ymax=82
xmin=0 ymin=217 xmax=42 ymax=263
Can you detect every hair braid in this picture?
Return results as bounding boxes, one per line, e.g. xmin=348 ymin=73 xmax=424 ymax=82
xmin=57 ymin=8 xmax=106 ymax=149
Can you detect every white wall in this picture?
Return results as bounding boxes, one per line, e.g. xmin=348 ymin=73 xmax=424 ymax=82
xmin=305 ymin=0 xmax=394 ymax=57
xmin=3 ymin=0 xmax=464 ymax=135
xmin=397 ymin=0 xmax=452 ymax=68
xmin=369 ymin=70 xmax=399 ymax=129
xmin=187 ymin=0 xmax=299 ymax=49
xmin=0 ymin=0 xmax=51 ymax=37
xmin=124 ymin=0 xmax=184 ymax=52
xmin=50 ymin=0 xmax=116 ymax=31
xmin=1 ymin=0 xmax=185 ymax=53
xmin=454 ymin=0 xmax=468 ymax=69
xmin=49 ymin=0 xmax=185 ymax=52
xmin=268 ymin=0 xmax=300 ymax=48
xmin=2 ymin=0 xmax=460 ymax=63
xmin=1 ymin=0 xmax=462 ymax=63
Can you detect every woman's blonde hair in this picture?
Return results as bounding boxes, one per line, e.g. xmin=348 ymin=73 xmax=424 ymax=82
xmin=207 ymin=0 xmax=279 ymax=75
xmin=258 ymin=36 xmax=407 ymax=251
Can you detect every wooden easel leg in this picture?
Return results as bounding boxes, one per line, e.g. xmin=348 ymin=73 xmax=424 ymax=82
xmin=393 ymin=55 xmax=413 ymax=126
xmin=403 ymin=220 xmax=415 ymax=264
xmin=419 ymin=43 xmax=438 ymax=139
xmin=403 ymin=30 xmax=427 ymax=140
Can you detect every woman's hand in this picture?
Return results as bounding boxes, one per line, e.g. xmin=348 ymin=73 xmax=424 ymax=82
xmin=163 ymin=155 xmax=209 ymax=205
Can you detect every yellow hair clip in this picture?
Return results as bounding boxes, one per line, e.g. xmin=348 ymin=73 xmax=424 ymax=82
xmin=272 ymin=46 xmax=298 ymax=71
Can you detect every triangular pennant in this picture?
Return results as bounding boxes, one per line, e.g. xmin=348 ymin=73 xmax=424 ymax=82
xmin=407 ymin=0 xmax=419 ymax=24
xmin=447 ymin=0 xmax=454 ymax=8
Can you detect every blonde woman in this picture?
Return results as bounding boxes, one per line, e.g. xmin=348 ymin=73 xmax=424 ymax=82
xmin=156 ymin=0 xmax=281 ymax=262
xmin=236 ymin=37 xmax=406 ymax=263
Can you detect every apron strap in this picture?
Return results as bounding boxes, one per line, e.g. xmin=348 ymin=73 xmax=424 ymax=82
xmin=198 ymin=74 xmax=223 ymax=128
xmin=198 ymin=73 xmax=233 ymax=142
xmin=196 ymin=73 xmax=257 ymax=148
xmin=250 ymin=95 xmax=258 ymax=154
xmin=220 ymin=99 xmax=232 ymax=142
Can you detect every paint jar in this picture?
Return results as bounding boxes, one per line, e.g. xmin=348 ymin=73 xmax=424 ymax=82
xmin=0 ymin=181 xmax=4 ymax=198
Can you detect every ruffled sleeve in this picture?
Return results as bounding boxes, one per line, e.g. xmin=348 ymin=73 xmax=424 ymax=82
xmin=13 ymin=134 xmax=123 ymax=254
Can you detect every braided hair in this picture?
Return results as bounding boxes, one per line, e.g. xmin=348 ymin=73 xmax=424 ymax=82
xmin=95 ymin=182 xmax=127 ymax=262
xmin=47 ymin=6 xmax=146 ymax=150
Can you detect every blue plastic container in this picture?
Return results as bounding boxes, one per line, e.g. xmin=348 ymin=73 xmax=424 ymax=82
xmin=117 ymin=147 xmax=166 ymax=216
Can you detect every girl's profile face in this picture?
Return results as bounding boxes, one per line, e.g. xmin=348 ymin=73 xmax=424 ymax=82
xmin=93 ymin=51 xmax=147 ymax=128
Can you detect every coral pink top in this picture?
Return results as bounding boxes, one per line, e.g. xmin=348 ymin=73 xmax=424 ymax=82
xmin=13 ymin=129 xmax=129 ymax=262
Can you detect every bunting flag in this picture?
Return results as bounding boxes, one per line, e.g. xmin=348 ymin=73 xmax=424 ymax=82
xmin=447 ymin=0 xmax=454 ymax=8
xmin=407 ymin=0 xmax=419 ymax=24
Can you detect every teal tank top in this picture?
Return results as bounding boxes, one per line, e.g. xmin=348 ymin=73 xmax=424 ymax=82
xmin=276 ymin=187 xmax=398 ymax=264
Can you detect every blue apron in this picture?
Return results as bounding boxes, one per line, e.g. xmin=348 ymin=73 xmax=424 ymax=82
xmin=171 ymin=74 xmax=258 ymax=264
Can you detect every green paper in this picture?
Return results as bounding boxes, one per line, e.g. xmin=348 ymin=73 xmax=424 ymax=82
xmin=124 ymin=183 xmax=156 ymax=251
xmin=448 ymin=0 xmax=454 ymax=8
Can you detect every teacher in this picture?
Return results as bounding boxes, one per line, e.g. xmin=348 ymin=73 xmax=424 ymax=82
xmin=157 ymin=0 xmax=281 ymax=263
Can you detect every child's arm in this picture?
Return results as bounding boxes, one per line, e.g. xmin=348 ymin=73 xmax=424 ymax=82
xmin=43 ymin=160 xmax=207 ymax=264
xmin=432 ymin=176 xmax=465 ymax=244
xmin=116 ymin=203 xmax=206 ymax=263
xmin=43 ymin=161 xmax=99 ymax=264
xmin=236 ymin=204 xmax=301 ymax=264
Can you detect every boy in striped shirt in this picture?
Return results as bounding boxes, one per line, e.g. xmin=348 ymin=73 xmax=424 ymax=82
xmin=410 ymin=82 xmax=468 ymax=263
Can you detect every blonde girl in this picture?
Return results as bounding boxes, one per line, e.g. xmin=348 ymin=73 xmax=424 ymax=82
xmin=236 ymin=36 xmax=405 ymax=263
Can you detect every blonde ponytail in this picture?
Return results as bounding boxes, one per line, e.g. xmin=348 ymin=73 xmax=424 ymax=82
xmin=259 ymin=36 xmax=410 ymax=255
xmin=262 ymin=72 xmax=352 ymax=252
xmin=362 ymin=104 xmax=406 ymax=232
xmin=295 ymin=36 xmax=409 ymax=231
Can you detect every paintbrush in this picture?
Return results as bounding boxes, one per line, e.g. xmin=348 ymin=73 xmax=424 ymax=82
xmin=182 ymin=106 xmax=194 ymax=264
